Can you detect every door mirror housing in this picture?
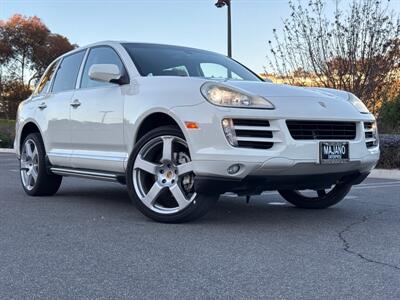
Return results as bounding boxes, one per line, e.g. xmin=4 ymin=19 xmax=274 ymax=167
xmin=89 ymin=64 xmax=127 ymax=85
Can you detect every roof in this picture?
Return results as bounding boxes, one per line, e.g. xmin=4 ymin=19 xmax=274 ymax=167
xmin=61 ymin=40 xmax=222 ymax=58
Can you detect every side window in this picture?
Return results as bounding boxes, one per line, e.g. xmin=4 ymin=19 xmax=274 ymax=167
xmin=81 ymin=47 xmax=125 ymax=89
xmin=34 ymin=61 xmax=58 ymax=96
xmin=52 ymin=51 xmax=85 ymax=93
xmin=200 ymin=63 xmax=242 ymax=80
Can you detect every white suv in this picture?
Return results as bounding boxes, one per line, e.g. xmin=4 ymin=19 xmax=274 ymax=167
xmin=15 ymin=41 xmax=380 ymax=222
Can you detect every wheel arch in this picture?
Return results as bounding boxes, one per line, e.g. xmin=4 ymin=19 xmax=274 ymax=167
xmin=134 ymin=111 xmax=188 ymax=144
xmin=19 ymin=121 xmax=42 ymax=153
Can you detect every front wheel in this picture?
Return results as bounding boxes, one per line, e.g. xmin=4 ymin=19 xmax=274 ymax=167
xmin=127 ymin=126 xmax=217 ymax=223
xmin=278 ymin=183 xmax=352 ymax=209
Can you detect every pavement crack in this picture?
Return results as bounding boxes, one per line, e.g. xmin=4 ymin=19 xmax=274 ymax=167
xmin=338 ymin=211 xmax=400 ymax=271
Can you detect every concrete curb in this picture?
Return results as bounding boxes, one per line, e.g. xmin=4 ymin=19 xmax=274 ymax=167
xmin=0 ymin=148 xmax=15 ymax=153
xmin=369 ymin=169 xmax=400 ymax=180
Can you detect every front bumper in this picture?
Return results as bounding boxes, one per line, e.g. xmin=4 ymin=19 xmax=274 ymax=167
xmin=173 ymin=102 xmax=379 ymax=177
xmin=194 ymin=171 xmax=370 ymax=195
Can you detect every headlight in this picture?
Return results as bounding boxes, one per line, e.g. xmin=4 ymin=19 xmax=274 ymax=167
xmin=201 ymin=82 xmax=275 ymax=109
xmin=347 ymin=93 xmax=370 ymax=114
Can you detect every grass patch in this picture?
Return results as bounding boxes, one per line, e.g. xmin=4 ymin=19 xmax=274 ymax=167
xmin=0 ymin=119 xmax=16 ymax=126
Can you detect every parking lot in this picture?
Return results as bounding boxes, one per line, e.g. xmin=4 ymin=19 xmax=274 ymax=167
xmin=1 ymin=152 xmax=400 ymax=299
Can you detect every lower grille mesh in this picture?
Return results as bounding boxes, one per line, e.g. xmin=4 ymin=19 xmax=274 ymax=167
xmin=286 ymin=120 xmax=357 ymax=140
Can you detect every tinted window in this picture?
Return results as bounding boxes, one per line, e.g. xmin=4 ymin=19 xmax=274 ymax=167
xmin=81 ymin=47 xmax=125 ymax=89
xmin=122 ymin=43 xmax=261 ymax=82
xmin=35 ymin=61 xmax=58 ymax=96
xmin=52 ymin=51 xmax=85 ymax=93
xmin=200 ymin=63 xmax=242 ymax=80
xmin=159 ymin=65 xmax=189 ymax=77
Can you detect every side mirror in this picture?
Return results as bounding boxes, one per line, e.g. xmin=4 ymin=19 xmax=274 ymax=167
xmin=89 ymin=64 xmax=122 ymax=84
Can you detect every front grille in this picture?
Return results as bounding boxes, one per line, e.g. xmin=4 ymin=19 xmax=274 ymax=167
xmin=231 ymin=119 xmax=275 ymax=149
xmin=364 ymin=122 xmax=377 ymax=148
xmin=286 ymin=120 xmax=357 ymax=140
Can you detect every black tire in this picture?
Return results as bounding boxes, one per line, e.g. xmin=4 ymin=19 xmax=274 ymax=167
xmin=20 ymin=133 xmax=62 ymax=196
xmin=278 ymin=183 xmax=352 ymax=209
xmin=127 ymin=125 xmax=217 ymax=223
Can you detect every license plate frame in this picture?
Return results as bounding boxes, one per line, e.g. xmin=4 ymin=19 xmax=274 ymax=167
xmin=319 ymin=141 xmax=350 ymax=164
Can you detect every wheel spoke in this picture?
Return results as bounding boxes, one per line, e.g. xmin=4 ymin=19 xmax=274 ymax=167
xmin=32 ymin=147 xmax=39 ymax=162
xmin=317 ymin=190 xmax=326 ymax=197
xmin=177 ymin=162 xmax=194 ymax=176
xmin=27 ymin=173 xmax=33 ymax=187
xmin=31 ymin=167 xmax=38 ymax=181
xmin=142 ymin=182 xmax=164 ymax=207
xmin=170 ymin=184 xmax=190 ymax=210
xmin=25 ymin=142 xmax=33 ymax=159
xmin=134 ymin=156 xmax=159 ymax=175
xmin=20 ymin=160 xmax=29 ymax=170
xmin=21 ymin=171 xmax=28 ymax=184
xmin=161 ymin=137 xmax=173 ymax=162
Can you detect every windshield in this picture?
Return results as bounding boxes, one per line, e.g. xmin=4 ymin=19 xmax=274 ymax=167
xmin=122 ymin=43 xmax=262 ymax=82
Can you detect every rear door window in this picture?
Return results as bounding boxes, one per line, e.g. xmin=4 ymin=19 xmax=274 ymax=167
xmin=34 ymin=61 xmax=58 ymax=96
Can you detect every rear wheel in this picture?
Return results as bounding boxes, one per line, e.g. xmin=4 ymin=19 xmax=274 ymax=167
xmin=20 ymin=133 xmax=62 ymax=196
xmin=127 ymin=126 xmax=217 ymax=223
xmin=278 ymin=183 xmax=352 ymax=209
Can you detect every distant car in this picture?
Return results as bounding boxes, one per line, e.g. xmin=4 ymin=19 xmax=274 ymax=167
xmin=15 ymin=41 xmax=379 ymax=222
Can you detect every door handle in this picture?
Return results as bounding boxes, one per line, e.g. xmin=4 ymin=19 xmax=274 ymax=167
xmin=70 ymin=99 xmax=81 ymax=108
xmin=38 ymin=102 xmax=47 ymax=110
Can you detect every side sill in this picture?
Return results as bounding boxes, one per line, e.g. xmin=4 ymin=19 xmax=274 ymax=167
xmin=50 ymin=167 xmax=126 ymax=184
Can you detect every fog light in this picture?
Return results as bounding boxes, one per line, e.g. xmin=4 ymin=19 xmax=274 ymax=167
xmin=227 ymin=164 xmax=241 ymax=175
xmin=222 ymin=118 xmax=238 ymax=146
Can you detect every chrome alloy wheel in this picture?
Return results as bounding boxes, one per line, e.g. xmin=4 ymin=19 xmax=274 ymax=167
xmin=20 ymin=139 xmax=39 ymax=191
xmin=133 ymin=135 xmax=196 ymax=215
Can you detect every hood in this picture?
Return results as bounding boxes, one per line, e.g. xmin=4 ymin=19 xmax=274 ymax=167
xmin=212 ymin=81 xmax=363 ymax=121
xmin=218 ymin=80 xmax=365 ymax=120
xmin=136 ymin=76 xmax=369 ymax=120
xmin=225 ymin=81 xmax=347 ymax=99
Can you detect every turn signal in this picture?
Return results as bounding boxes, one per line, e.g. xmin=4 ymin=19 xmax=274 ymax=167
xmin=185 ymin=122 xmax=199 ymax=129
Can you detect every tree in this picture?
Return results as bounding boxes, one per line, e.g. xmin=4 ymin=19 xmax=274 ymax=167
xmin=0 ymin=14 xmax=76 ymax=119
xmin=0 ymin=80 xmax=31 ymax=120
xmin=267 ymin=0 xmax=400 ymax=114
xmin=30 ymin=33 xmax=75 ymax=86
xmin=0 ymin=15 xmax=49 ymax=83
xmin=379 ymin=93 xmax=400 ymax=133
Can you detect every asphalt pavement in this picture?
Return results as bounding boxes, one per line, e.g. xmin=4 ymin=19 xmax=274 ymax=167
xmin=1 ymin=153 xmax=400 ymax=299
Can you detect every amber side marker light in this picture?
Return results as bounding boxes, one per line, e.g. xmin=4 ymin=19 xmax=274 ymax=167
xmin=185 ymin=122 xmax=200 ymax=129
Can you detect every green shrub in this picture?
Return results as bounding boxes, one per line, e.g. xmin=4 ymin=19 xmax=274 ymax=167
xmin=0 ymin=119 xmax=15 ymax=148
xmin=0 ymin=132 xmax=12 ymax=148
xmin=376 ymin=135 xmax=400 ymax=169
xmin=379 ymin=95 xmax=400 ymax=134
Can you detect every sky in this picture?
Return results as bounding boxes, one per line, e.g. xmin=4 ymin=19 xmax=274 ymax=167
xmin=1 ymin=0 xmax=399 ymax=73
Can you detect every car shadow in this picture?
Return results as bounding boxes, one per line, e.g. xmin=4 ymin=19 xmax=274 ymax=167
xmin=55 ymin=181 xmax=131 ymax=204
xmin=51 ymin=179 xmax=360 ymax=226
